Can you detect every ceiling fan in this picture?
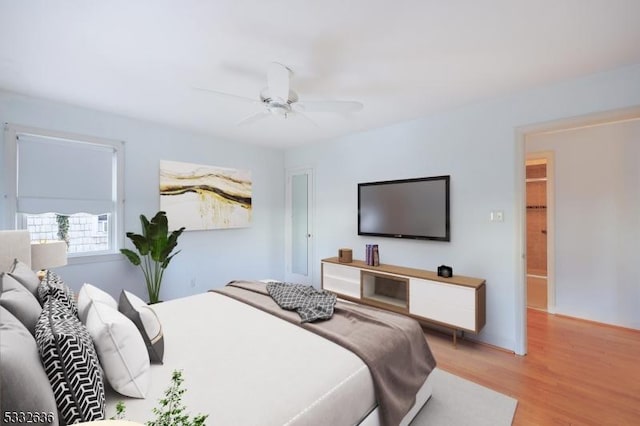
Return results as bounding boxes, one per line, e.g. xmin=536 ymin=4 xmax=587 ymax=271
xmin=196 ymin=62 xmax=363 ymax=126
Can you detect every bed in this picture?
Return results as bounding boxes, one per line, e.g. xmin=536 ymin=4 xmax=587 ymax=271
xmin=0 ymin=230 xmax=436 ymax=426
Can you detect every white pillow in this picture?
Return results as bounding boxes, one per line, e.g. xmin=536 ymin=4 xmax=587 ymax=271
xmin=78 ymin=283 xmax=117 ymax=323
xmin=84 ymin=302 xmax=150 ymax=398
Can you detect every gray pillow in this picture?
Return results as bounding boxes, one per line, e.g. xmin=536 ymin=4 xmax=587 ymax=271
xmin=0 ymin=272 xmax=42 ymax=335
xmin=0 ymin=306 xmax=59 ymax=426
xmin=8 ymin=258 xmax=40 ymax=297
xmin=119 ymin=290 xmax=165 ymax=364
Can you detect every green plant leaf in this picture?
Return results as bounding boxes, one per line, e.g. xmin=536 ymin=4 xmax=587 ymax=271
xmin=160 ymin=227 xmax=184 ymax=261
xmin=109 ymin=401 xmax=126 ymax=420
xmin=127 ymin=232 xmax=150 ymax=255
xmin=149 ymin=212 xmax=169 ymax=262
xmin=161 ymin=250 xmax=181 ymax=269
xmin=140 ymin=214 xmax=151 ymax=238
xmin=168 ymin=227 xmax=186 ymax=246
xmin=120 ymin=248 xmax=141 ymax=266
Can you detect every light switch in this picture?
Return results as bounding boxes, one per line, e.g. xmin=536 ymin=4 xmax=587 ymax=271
xmin=490 ymin=210 xmax=504 ymax=222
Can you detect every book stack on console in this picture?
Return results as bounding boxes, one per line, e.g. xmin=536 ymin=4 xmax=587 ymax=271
xmin=365 ymin=244 xmax=380 ymax=266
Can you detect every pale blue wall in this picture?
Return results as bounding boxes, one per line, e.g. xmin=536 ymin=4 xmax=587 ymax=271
xmin=285 ymin=63 xmax=640 ymax=351
xmin=0 ymin=91 xmax=285 ymax=301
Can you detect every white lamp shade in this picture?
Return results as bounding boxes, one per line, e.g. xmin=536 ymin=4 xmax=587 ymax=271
xmin=30 ymin=241 xmax=68 ymax=270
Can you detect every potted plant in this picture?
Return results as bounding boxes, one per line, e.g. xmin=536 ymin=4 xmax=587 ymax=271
xmin=120 ymin=211 xmax=185 ymax=304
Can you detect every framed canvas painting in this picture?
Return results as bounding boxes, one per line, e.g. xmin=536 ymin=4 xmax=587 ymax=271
xmin=160 ymin=160 xmax=252 ymax=231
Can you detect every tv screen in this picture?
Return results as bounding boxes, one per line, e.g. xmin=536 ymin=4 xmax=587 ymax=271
xmin=358 ymin=175 xmax=450 ymax=241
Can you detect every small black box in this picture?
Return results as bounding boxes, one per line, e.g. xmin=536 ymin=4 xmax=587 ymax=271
xmin=437 ymin=265 xmax=453 ymax=278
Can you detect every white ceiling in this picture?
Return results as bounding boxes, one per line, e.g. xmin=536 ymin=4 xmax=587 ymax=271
xmin=1 ymin=1 xmax=639 ymax=149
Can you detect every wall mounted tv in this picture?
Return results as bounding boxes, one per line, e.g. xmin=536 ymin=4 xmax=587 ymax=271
xmin=358 ymin=175 xmax=450 ymax=241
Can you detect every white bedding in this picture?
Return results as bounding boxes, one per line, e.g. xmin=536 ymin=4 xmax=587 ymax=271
xmin=107 ymin=292 xmax=378 ymax=425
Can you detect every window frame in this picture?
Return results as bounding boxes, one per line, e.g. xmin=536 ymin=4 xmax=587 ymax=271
xmin=3 ymin=123 xmax=125 ymax=264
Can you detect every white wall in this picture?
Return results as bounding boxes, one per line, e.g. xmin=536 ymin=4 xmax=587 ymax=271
xmin=285 ymin=63 xmax=640 ymax=351
xmin=526 ymin=120 xmax=640 ymax=329
xmin=0 ymin=91 xmax=285 ymax=301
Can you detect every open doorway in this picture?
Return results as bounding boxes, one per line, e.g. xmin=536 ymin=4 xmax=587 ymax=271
xmin=525 ymin=154 xmax=555 ymax=312
xmin=516 ymin=106 xmax=640 ymax=356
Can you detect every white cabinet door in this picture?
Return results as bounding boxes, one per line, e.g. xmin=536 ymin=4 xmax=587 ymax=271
xmin=410 ymin=278 xmax=476 ymax=331
xmin=322 ymin=262 xmax=360 ymax=298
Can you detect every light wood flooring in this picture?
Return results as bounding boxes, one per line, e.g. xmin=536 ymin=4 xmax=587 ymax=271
xmin=424 ymin=308 xmax=640 ymax=425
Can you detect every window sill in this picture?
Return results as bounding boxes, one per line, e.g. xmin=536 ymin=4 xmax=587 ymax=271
xmin=67 ymin=252 xmax=124 ymax=265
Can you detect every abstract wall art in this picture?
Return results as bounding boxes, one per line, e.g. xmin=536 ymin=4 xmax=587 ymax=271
xmin=160 ymin=160 xmax=252 ymax=231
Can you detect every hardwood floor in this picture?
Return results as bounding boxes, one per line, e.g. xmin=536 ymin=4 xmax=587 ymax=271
xmin=424 ymin=309 xmax=640 ymax=425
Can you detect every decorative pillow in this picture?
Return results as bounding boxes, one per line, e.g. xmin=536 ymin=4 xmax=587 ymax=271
xmin=37 ymin=270 xmax=78 ymax=316
xmin=35 ymin=298 xmax=105 ymax=424
xmin=7 ymin=258 xmax=41 ymax=296
xmin=0 ymin=306 xmax=59 ymax=426
xmin=0 ymin=272 xmax=42 ymax=334
xmin=77 ymin=283 xmax=118 ymax=324
xmin=119 ymin=290 xmax=165 ymax=364
xmin=85 ymin=301 xmax=150 ymax=398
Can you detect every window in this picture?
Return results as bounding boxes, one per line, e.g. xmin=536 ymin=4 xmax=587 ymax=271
xmin=3 ymin=124 xmax=124 ymax=258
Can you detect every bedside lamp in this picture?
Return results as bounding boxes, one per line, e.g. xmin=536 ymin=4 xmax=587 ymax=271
xmin=31 ymin=241 xmax=68 ymax=278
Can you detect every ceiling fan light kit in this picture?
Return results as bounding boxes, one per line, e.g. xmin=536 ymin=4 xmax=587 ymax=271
xmin=260 ymin=87 xmax=298 ymax=118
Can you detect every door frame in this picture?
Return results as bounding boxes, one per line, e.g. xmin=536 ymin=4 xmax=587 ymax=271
xmin=525 ymin=151 xmax=556 ymax=314
xmin=514 ymin=106 xmax=640 ymax=356
xmin=284 ymin=167 xmax=314 ymax=284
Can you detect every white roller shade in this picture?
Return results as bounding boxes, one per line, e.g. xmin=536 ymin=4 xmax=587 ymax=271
xmin=17 ymin=134 xmax=115 ymax=215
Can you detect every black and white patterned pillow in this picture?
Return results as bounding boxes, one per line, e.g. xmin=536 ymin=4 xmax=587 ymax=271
xmin=35 ymin=298 xmax=105 ymax=424
xmin=38 ymin=270 xmax=78 ymax=316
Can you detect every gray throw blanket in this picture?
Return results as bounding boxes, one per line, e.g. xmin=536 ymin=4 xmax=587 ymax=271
xmin=266 ymin=281 xmax=337 ymax=322
xmin=213 ymin=281 xmax=436 ymax=426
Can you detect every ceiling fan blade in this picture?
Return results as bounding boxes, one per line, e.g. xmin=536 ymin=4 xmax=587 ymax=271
xmin=295 ymin=111 xmax=320 ymax=128
xmin=193 ymin=87 xmax=257 ymax=104
xmin=236 ymin=111 xmax=270 ymax=126
xmin=295 ymin=100 xmax=363 ymax=113
xmin=267 ymin=62 xmax=290 ymax=102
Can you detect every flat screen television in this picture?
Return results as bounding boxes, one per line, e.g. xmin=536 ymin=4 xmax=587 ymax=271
xmin=358 ymin=175 xmax=450 ymax=241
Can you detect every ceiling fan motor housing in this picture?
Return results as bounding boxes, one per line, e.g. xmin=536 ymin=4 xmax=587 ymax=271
xmin=261 ymin=88 xmax=299 ymax=117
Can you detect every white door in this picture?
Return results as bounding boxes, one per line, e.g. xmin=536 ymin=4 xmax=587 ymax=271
xmin=285 ymin=168 xmax=313 ymax=284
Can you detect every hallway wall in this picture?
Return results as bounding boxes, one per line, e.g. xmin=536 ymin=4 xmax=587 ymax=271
xmin=526 ymin=119 xmax=640 ymax=329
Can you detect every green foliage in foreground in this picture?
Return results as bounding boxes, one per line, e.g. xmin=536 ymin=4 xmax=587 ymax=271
xmin=111 ymin=370 xmax=208 ymax=426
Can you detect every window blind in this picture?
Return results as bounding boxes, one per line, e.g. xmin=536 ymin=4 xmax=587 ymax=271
xmin=17 ymin=134 xmax=116 ymax=215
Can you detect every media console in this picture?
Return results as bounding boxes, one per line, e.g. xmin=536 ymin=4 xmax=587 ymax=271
xmin=321 ymin=257 xmax=486 ymax=345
